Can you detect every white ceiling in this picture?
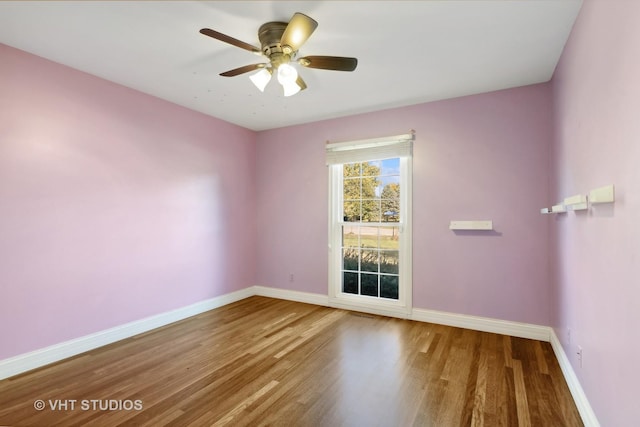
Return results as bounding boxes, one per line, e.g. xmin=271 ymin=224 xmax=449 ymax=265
xmin=0 ymin=1 xmax=582 ymax=131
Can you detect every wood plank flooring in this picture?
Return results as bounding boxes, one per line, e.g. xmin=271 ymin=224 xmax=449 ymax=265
xmin=0 ymin=296 xmax=583 ymax=426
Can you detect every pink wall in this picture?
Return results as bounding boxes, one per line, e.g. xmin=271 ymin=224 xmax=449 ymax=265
xmin=256 ymin=84 xmax=553 ymax=325
xmin=5 ymin=5 xmax=634 ymax=421
xmin=0 ymin=44 xmax=257 ymax=360
xmin=550 ymin=0 xmax=640 ymax=425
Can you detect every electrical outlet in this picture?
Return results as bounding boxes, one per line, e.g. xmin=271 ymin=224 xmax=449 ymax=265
xmin=567 ymin=328 xmax=571 ymax=344
xmin=289 ymin=273 xmax=294 ymax=282
xmin=577 ymin=346 xmax=583 ymax=368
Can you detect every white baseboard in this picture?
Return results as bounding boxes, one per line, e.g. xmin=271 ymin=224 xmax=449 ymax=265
xmin=329 ymin=299 xmax=412 ymax=319
xmin=253 ymin=285 xmax=330 ymax=306
xmin=0 ymin=287 xmax=253 ymax=380
xmin=410 ymin=308 xmax=551 ymax=341
xmin=549 ymin=330 xmax=600 ymax=427
xmin=253 ymin=287 xmax=550 ymax=341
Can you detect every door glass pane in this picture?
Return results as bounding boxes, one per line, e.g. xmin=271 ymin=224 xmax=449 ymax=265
xmin=361 ymin=162 xmax=380 ymax=223
xmin=361 ymin=273 xmax=378 ymax=297
xmin=380 ymin=250 xmax=399 ymax=274
xmin=343 ymin=163 xmax=361 ymax=178
xmin=380 ymin=158 xmax=400 ymax=221
xmin=343 ymin=200 xmax=361 ymax=222
xmin=339 ymin=157 xmax=402 ymax=301
xmin=359 ymin=226 xmax=378 ymax=248
xmin=343 ymin=177 xmax=361 ymax=201
xmin=343 ymin=272 xmax=358 ymax=294
xmin=362 ymin=198 xmax=381 ymax=222
xmin=343 ymin=248 xmax=359 ymax=271
xmin=381 ymin=158 xmax=400 ymax=174
xmin=380 ymin=227 xmax=399 ymax=250
xmin=380 ymin=275 xmax=398 ymax=299
xmin=363 ymin=160 xmax=381 ymax=176
xmin=342 ymin=225 xmax=359 ymax=248
xmin=360 ymin=250 xmax=379 ymax=273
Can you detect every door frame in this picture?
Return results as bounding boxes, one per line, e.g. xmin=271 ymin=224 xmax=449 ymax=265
xmin=327 ymin=157 xmax=412 ymax=317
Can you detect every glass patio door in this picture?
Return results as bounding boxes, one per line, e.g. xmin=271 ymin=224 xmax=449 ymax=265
xmin=327 ymin=133 xmax=413 ymax=315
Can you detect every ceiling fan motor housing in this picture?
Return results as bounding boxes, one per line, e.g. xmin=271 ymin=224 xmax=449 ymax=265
xmin=258 ymin=22 xmax=295 ymax=66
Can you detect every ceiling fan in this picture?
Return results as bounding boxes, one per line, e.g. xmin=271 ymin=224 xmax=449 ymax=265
xmin=199 ymin=12 xmax=358 ymax=97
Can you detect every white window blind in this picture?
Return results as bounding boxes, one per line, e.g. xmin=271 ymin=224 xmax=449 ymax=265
xmin=325 ymin=133 xmax=414 ymax=165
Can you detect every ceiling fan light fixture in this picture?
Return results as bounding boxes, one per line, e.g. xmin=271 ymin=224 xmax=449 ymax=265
xmin=277 ymin=63 xmax=298 ymax=85
xmin=249 ymin=68 xmax=272 ymax=92
xmin=282 ymin=81 xmax=301 ymax=97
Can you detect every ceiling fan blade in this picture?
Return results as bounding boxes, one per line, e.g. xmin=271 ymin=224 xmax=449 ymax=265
xmin=298 ymin=56 xmax=358 ymax=72
xmin=280 ymin=13 xmax=318 ymax=52
xmin=219 ymin=63 xmax=266 ymax=77
xmin=296 ymin=75 xmax=308 ymax=91
xmin=199 ymin=28 xmax=261 ymax=53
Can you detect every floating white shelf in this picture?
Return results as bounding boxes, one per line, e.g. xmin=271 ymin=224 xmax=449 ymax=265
xmin=564 ymin=194 xmax=587 ymax=205
xmin=568 ymin=203 xmax=588 ymax=211
xmin=589 ymin=185 xmax=615 ymax=204
xmin=449 ymin=220 xmax=493 ymax=230
xmin=543 ymin=184 xmax=615 ymax=215
xmin=564 ymin=194 xmax=588 ymax=211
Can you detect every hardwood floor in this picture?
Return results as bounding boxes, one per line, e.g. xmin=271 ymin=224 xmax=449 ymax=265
xmin=0 ymin=296 xmax=582 ymax=426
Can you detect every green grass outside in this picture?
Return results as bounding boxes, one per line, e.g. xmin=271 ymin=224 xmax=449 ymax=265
xmin=343 ymin=233 xmax=399 ymax=249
